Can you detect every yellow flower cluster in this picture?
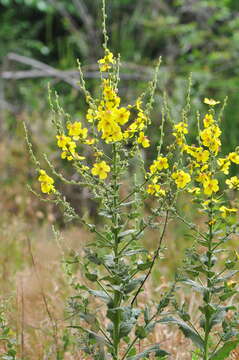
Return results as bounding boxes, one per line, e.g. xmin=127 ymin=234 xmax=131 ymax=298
xmin=85 ymin=75 xmax=150 ymax=148
xmin=226 ymin=176 xmax=239 ymax=190
xmin=56 ymin=121 xmax=92 ymax=161
xmin=38 ymin=170 xmax=56 ymax=194
xmin=147 ymin=184 xmax=165 ymax=197
xmin=172 ymin=122 xmax=188 ymax=147
xmin=98 ymin=49 xmax=115 ymax=72
xmin=199 ymin=114 xmax=221 ymax=155
xmin=67 ymin=121 xmax=88 ymax=141
xmin=150 ymin=156 xmax=169 ymax=174
xmin=87 ymin=79 xmax=130 ymax=143
xmin=146 ymin=156 xmax=168 ymax=197
xmin=56 ymin=134 xmax=77 ymax=161
xmin=124 ymin=99 xmax=150 ymax=147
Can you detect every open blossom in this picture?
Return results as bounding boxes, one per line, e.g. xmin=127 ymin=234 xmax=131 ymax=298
xmin=91 ymin=161 xmax=110 ymax=180
xmin=204 ymin=98 xmax=220 ymax=106
xmin=228 ymin=152 xmax=239 ymax=164
xmin=38 ymin=170 xmax=56 ymax=194
xmin=172 ymin=170 xmax=191 ymax=188
xmin=195 ymin=149 xmax=210 ymax=163
xmin=203 ymin=178 xmax=219 ymax=196
xmin=137 ymin=131 xmax=150 ymax=148
xmin=56 ymin=134 xmax=71 ymax=149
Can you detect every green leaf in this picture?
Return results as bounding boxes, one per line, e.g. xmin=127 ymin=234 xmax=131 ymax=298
xmin=88 ymin=289 xmax=111 ymax=303
xmin=182 ymin=279 xmax=206 ymax=293
xmin=159 ymin=317 xmax=204 ymax=350
xmin=69 ymin=326 xmax=111 ymax=347
xmin=119 ymin=229 xmax=136 ymax=238
xmin=85 ymin=272 xmax=98 ymax=282
xmin=124 ymin=276 xmax=145 ymax=294
xmin=123 ymin=249 xmax=147 ymax=256
xmin=126 ymin=344 xmax=169 ymax=359
xmin=119 ymin=320 xmax=135 ymax=338
xmin=210 ymin=339 xmax=239 ymax=360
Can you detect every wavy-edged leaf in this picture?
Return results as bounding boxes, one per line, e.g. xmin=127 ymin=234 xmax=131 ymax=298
xmin=119 ymin=229 xmax=136 ymax=238
xmin=69 ymin=326 xmax=112 ymax=347
xmin=123 ymin=249 xmax=147 ymax=256
xmin=124 ymin=276 xmax=145 ymax=294
xmin=159 ymin=317 xmax=204 ymax=350
xmin=182 ymin=279 xmax=206 ymax=293
xmin=126 ymin=344 xmax=169 ymax=359
xmin=210 ymin=339 xmax=239 ymax=360
xmin=88 ymin=289 xmax=111 ymax=303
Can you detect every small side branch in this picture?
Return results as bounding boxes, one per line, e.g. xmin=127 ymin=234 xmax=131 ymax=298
xmin=131 ymin=210 xmax=169 ymax=306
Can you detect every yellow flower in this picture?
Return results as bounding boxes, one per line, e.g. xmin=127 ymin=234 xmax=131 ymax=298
xmin=97 ymin=111 xmax=123 ymax=143
xmin=228 ymin=152 xmax=239 ymax=164
xmin=203 ymin=178 xmax=219 ymax=196
xmin=91 ymin=161 xmax=110 ymax=180
xmin=98 ymin=50 xmax=115 ymax=72
xmin=114 ymin=107 xmax=130 ymax=125
xmin=200 ymin=125 xmax=221 ymax=154
xmin=203 ymin=114 xmax=214 ymax=128
xmin=137 ymin=132 xmax=150 ymax=148
xmin=196 ymin=172 xmax=209 ymax=184
xmin=67 ymin=121 xmax=88 ymax=140
xmin=204 ymin=98 xmax=220 ymax=106
xmin=86 ymin=108 xmax=96 ymax=123
xmin=225 ymin=176 xmax=239 ymax=190
xmin=172 ymin=170 xmax=191 ymax=188
xmin=56 ymin=134 xmax=71 ymax=149
xmin=147 ymin=184 xmax=166 ymax=197
xmin=149 ymin=156 xmax=169 ymax=174
xmin=217 ymin=158 xmax=231 ymax=175
xmin=173 ymin=122 xmax=188 ymax=134
xmin=219 ymin=206 xmax=237 ymax=218
xmin=184 ymin=145 xmax=198 ymax=157
xmin=38 ymin=170 xmax=56 ymax=194
xmin=195 ymin=149 xmax=210 ymax=163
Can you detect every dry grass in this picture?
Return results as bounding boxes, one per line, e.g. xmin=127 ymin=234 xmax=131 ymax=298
xmin=0 ymin=210 xmax=196 ymax=359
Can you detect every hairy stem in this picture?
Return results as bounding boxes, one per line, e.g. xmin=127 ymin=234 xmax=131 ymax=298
xmin=203 ymin=198 xmax=213 ymax=360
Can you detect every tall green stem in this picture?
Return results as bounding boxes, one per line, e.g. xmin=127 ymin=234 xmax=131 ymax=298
xmin=203 ymin=198 xmax=213 ymax=360
xmin=112 ymin=143 xmax=121 ymax=359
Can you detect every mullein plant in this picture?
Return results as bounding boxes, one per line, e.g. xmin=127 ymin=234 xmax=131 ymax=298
xmin=160 ymin=98 xmax=239 ymax=360
xmin=24 ymin=2 xmax=176 ymax=359
xmin=24 ymin=2 xmax=239 ymax=360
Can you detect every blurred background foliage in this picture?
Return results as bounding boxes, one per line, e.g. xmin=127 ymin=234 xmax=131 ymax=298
xmin=1 ymin=0 xmax=239 ymax=221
